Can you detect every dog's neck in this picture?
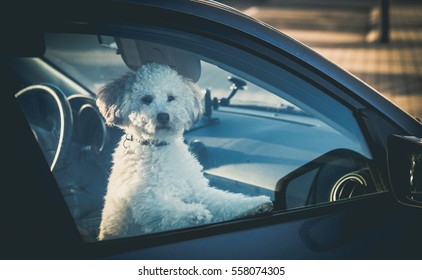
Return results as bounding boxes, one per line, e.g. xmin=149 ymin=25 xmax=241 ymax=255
xmin=123 ymin=133 xmax=169 ymax=149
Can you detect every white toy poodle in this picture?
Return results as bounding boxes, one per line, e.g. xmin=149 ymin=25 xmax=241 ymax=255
xmin=96 ymin=63 xmax=273 ymax=240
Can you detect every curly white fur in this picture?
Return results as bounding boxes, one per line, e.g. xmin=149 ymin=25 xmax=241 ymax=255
xmin=96 ymin=63 xmax=273 ymax=240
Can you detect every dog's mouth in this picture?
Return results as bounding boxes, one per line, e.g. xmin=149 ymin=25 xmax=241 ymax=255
xmin=156 ymin=124 xmax=172 ymax=131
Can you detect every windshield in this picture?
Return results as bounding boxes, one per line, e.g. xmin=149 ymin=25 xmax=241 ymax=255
xmin=45 ymin=34 xmax=128 ymax=94
xmin=45 ymin=33 xmax=302 ymax=114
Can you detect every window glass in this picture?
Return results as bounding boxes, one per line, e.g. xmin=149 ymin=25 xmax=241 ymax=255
xmin=14 ymin=31 xmax=383 ymax=241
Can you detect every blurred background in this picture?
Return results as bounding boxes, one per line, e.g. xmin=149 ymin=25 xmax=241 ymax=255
xmin=219 ymin=0 xmax=422 ymax=121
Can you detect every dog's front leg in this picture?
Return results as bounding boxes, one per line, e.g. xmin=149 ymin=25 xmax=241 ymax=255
xmin=98 ymin=197 xmax=133 ymax=240
xmin=196 ymin=187 xmax=273 ymax=222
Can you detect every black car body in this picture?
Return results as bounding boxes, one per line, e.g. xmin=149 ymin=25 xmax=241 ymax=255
xmin=1 ymin=0 xmax=422 ymax=259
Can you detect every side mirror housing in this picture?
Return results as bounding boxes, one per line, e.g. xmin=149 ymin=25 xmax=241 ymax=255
xmin=387 ymin=135 xmax=422 ymax=207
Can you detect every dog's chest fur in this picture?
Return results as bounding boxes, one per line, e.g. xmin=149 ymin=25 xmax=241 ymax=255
xmin=106 ymin=138 xmax=208 ymax=201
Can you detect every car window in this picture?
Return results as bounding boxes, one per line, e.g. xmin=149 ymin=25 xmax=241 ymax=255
xmin=14 ymin=31 xmax=384 ymax=241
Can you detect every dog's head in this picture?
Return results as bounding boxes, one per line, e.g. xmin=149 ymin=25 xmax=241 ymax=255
xmin=96 ymin=63 xmax=202 ymax=141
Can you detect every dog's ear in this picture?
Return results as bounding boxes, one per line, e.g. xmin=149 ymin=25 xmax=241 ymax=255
xmin=96 ymin=72 xmax=135 ymax=126
xmin=184 ymin=79 xmax=203 ymax=126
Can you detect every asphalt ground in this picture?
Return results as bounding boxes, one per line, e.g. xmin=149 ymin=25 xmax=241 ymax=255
xmin=220 ymin=0 xmax=422 ymax=121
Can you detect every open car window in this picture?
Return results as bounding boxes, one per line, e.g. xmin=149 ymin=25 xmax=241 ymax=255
xmin=13 ymin=30 xmax=384 ymax=241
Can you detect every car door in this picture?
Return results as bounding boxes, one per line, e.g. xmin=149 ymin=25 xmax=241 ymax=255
xmin=4 ymin=0 xmax=422 ymax=259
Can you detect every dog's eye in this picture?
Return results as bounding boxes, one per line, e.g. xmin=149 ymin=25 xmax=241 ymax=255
xmin=141 ymin=95 xmax=153 ymax=105
xmin=167 ymin=95 xmax=175 ymax=102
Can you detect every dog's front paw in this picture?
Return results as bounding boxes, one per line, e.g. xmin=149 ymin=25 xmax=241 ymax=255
xmin=248 ymin=196 xmax=273 ymax=215
xmin=187 ymin=205 xmax=213 ymax=225
xmin=194 ymin=209 xmax=213 ymax=224
xmin=257 ymin=200 xmax=274 ymax=213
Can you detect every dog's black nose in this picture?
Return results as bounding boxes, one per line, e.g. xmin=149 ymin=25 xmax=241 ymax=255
xmin=157 ymin=112 xmax=170 ymax=125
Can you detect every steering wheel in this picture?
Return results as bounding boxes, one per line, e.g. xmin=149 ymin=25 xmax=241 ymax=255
xmin=15 ymin=84 xmax=73 ymax=171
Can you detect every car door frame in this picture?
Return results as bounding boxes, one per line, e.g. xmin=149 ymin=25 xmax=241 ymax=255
xmin=4 ymin=0 xmax=422 ymax=259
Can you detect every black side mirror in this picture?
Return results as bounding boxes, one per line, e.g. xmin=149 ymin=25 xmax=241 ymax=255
xmin=387 ymin=134 xmax=422 ymax=207
xmin=275 ymin=149 xmax=376 ymax=210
